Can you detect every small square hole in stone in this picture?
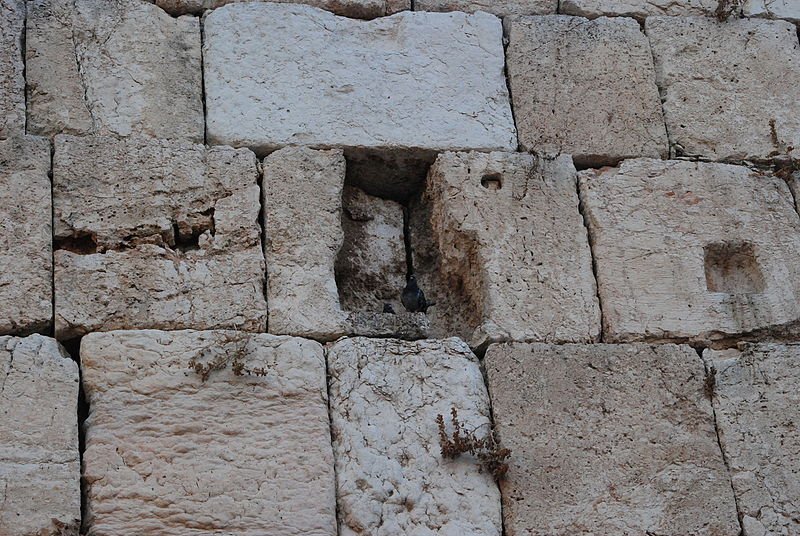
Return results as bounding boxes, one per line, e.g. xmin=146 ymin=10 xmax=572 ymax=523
xmin=481 ymin=173 xmax=502 ymax=190
xmin=704 ymin=242 xmax=766 ymax=294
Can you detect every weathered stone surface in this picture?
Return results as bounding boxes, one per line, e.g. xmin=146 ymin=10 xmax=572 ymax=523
xmin=646 ymin=16 xmax=800 ymax=162
xmin=336 ymin=185 xmax=407 ymax=314
xmin=328 ymin=337 xmax=502 ymax=536
xmin=486 ymin=342 xmax=739 ymax=535
xmin=204 ymin=3 xmax=516 ymax=156
xmin=506 ymin=15 xmax=667 ymax=167
xmin=560 ymin=0 xmax=716 ymax=18
xmin=412 ymin=151 xmax=600 ymax=349
xmin=53 ymin=135 xmax=266 ymax=338
xmin=151 ymin=0 xmax=408 ymax=17
xmin=744 ymin=0 xmax=800 ymax=21
xmin=26 ymin=0 xmax=203 ymax=140
xmin=0 ymin=0 xmax=25 ymax=136
xmin=0 ymin=335 xmax=80 ymax=536
xmin=414 ymin=0 xmax=555 ymax=16
xmin=346 ymin=311 xmax=429 ymax=339
xmin=706 ymin=343 xmax=800 ymax=536
xmin=579 ymin=158 xmax=800 ymax=343
xmin=81 ymin=330 xmax=336 ymax=536
xmin=0 ymin=136 xmax=53 ymax=335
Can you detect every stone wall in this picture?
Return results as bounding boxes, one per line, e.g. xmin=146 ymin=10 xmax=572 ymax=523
xmin=1 ymin=0 xmax=799 ymax=534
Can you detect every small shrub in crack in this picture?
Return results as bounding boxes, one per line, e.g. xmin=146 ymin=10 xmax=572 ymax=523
xmin=436 ymin=407 xmax=511 ymax=481
xmin=188 ymin=333 xmax=270 ymax=381
xmin=704 ymin=365 xmax=717 ymax=400
xmin=715 ymin=0 xmax=742 ymax=21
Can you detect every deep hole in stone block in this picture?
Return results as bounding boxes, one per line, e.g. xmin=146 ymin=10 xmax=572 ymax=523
xmin=704 ymin=242 xmax=766 ymax=294
xmin=54 ymin=231 xmax=98 ymax=255
xmin=481 ymin=173 xmax=502 ymax=190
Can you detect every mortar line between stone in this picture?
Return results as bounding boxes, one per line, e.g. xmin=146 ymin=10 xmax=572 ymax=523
xmin=21 ymin=0 xmax=27 ymax=135
xmin=200 ymin=13 xmax=208 ymax=146
xmin=323 ymin=347 xmax=342 ymax=536
xmin=49 ymin=141 xmax=56 ymax=339
xmin=501 ymin=24 xmax=520 ymax=150
xmin=575 ymin=176 xmax=605 ymax=343
xmin=643 ymin=23 xmax=673 ymax=160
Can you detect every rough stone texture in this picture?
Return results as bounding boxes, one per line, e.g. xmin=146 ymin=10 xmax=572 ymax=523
xmin=204 ymin=3 xmax=516 ymax=156
xmin=328 ymin=337 xmax=502 ymax=536
xmin=579 ymin=158 xmax=800 ymax=343
xmin=346 ymin=311 xmax=429 ymax=339
xmin=412 ymin=151 xmax=600 ymax=349
xmin=0 ymin=0 xmax=25 ymax=137
xmin=506 ymin=15 xmax=668 ymax=167
xmin=560 ymin=0 xmax=716 ymax=18
xmin=0 ymin=136 xmax=53 ymax=335
xmin=414 ymin=0 xmax=555 ymax=16
xmin=706 ymin=343 xmax=800 ymax=536
xmin=744 ymin=0 xmax=800 ymax=22
xmin=263 ymin=147 xmax=349 ymax=340
xmin=26 ymin=0 xmax=203 ymax=141
xmin=789 ymin=170 xmax=800 ymax=214
xmin=53 ymin=135 xmax=266 ymax=338
xmin=0 ymin=335 xmax=80 ymax=536
xmin=646 ymin=16 xmax=800 ymax=162
xmin=151 ymin=0 xmax=408 ymax=17
xmin=81 ymin=330 xmax=336 ymax=536
xmin=486 ymin=342 xmax=739 ymax=535
xmin=336 ymin=185 xmax=407 ymax=314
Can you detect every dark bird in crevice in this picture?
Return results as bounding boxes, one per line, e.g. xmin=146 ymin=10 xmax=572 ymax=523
xmin=383 ymin=302 xmax=396 ymax=314
xmin=401 ymin=274 xmax=434 ymax=313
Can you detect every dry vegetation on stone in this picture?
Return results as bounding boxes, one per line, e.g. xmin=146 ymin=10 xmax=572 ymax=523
xmin=437 ymin=407 xmax=511 ymax=481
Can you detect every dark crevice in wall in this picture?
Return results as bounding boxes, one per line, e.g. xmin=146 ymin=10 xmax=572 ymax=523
xmin=48 ymin=141 xmax=56 ymax=339
xmin=200 ymin=13 xmax=208 ymax=146
xmin=643 ymin=23 xmax=672 ymax=161
xmin=21 ymin=0 xmax=27 ymax=135
xmin=500 ymin=22 xmax=519 ymax=150
xmin=255 ymin=161 xmax=268 ymax=332
xmin=323 ymin=349 xmax=343 ymax=536
xmin=574 ymin=175 xmax=605 ymax=343
xmin=60 ymin=337 xmax=89 ymax=535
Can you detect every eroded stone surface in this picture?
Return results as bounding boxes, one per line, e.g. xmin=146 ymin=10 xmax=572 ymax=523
xmin=328 ymin=337 xmax=502 ymax=536
xmin=81 ymin=330 xmax=336 ymax=536
xmin=204 ymin=3 xmax=516 ymax=156
xmin=744 ymin=0 xmax=800 ymax=21
xmin=647 ymin=16 xmax=800 ymax=162
xmin=706 ymin=343 xmax=800 ymax=536
xmin=27 ymin=0 xmax=203 ymax=140
xmin=0 ymin=0 xmax=25 ymax=136
xmin=486 ymin=342 xmax=739 ymax=535
xmin=560 ymin=0 xmax=716 ymax=18
xmin=54 ymin=135 xmax=266 ymax=338
xmin=412 ymin=151 xmax=600 ymax=349
xmin=0 ymin=136 xmax=53 ymax=335
xmin=0 ymin=335 xmax=80 ymax=536
xmin=579 ymin=158 xmax=800 ymax=342
xmin=151 ymin=0 xmax=408 ymax=17
xmin=414 ymin=0 xmax=555 ymax=15
xmin=506 ymin=15 xmax=667 ymax=166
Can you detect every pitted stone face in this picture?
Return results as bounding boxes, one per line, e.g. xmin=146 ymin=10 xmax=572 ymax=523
xmin=743 ymin=0 xmax=800 ymax=21
xmin=149 ymin=0 xmax=409 ymax=17
xmin=414 ymin=0 xmax=556 ymax=15
xmin=0 ymin=0 xmax=25 ymax=137
xmin=560 ymin=0 xmax=717 ymax=18
xmin=579 ymin=158 xmax=800 ymax=343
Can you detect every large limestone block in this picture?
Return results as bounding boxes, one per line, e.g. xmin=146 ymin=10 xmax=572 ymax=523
xmin=646 ymin=16 xmax=800 ymax=162
xmin=412 ymin=151 xmax=600 ymax=349
xmin=53 ymin=135 xmax=266 ymax=338
xmin=204 ymin=4 xmax=516 ymax=157
xmin=26 ymin=0 xmax=203 ymax=140
xmin=81 ymin=330 xmax=336 ymax=536
xmin=0 ymin=335 xmax=80 ymax=536
xmin=579 ymin=158 xmax=800 ymax=343
xmin=414 ymin=0 xmax=555 ymax=15
xmin=744 ymin=0 xmax=800 ymax=22
xmin=328 ymin=337 xmax=502 ymax=536
xmin=0 ymin=136 xmax=53 ymax=335
xmin=486 ymin=342 xmax=739 ymax=535
xmin=560 ymin=0 xmax=716 ymax=18
xmin=706 ymin=343 xmax=800 ymax=536
xmin=506 ymin=15 xmax=668 ymax=167
xmin=151 ymin=0 xmax=408 ymax=17
xmin=0 ymin=0 xmax=25 ymax=136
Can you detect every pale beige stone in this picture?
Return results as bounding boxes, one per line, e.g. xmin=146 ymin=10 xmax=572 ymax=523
xmin=53 ymin=135 xmax=266 ymax=338
xmin=506 ymin=15 xmax=668 ymax=167
xmin=706 ymin=343 xmax=800 ymax=536
xmin=328 ymin=337 xmax=502 ymax=536
xmin=744 ymin=0 xmax=800 ymax=21
xmin=412 ymin=151 xmax=600 ymax=349
xmin=26 ymin=0 xmax=203 ymax=140
xmin=560 ymin=0 xmax=717 ymax=18
xmin=646 ymin=16 xmax=800 ymax=161
xmin=81 ymin=330 xmax=336 ymax=536
xmin=414 ymin=0 xmax=555 ymax=16
xmin=151 ymin=0 xmax=408 ymax=17
xmin=0 ymin=0 xmax=25 ymax=136
xmin=579 ymin=158 xmax=800 ymax=343
xmin=0 ymin=335 xmax=80 ymax=536
xmin=0 ymin=136 xmax=53 ymax=335
xmin=486 ymin=342 xmax=740 ymax=535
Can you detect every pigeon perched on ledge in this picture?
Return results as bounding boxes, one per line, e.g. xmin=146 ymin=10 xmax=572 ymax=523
xmin=402 ymin=274 xmax=434 ymax=313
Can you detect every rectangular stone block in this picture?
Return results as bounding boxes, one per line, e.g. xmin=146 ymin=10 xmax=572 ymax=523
xmin=53 ymin=135 xmax=266 ymax=338
xmin=485 ymin=342 xmax=739 ymax=535
xmin=0 ymin=0 xmax=25 ymax=136
xmin=0 ymin=335 xmax=80 ymax=536
xmin=744 ymin=0 xmax=800 ymax=22
xmin=151 ymin=0 xmax=408 ymax=17
xmin=204 ymin=4 xmax=516 ymax=159
xmin=560 ymin=0 xmax=717 ymax=18
xmin=26 ymin=0 xmax=203 ymax=140
xmin=646 ymin=16 xmax=800 ymax=162
xmin=506 ymin=15 xmax=667 ymax=167
xmin=412 ymin=151 xmax=600 ymax=349
xmin=414 ymin=0 xmax=556 ymax=16
xmin=0 ymin=136 xmax=53 ymax=335
xmin=579 ymin=158 xmax=800 ymax=343
xmin=81 ymin=330 xmax=336 ymax=536
xmin=328 ymin=337 xmax=502 ymax=536
xmin=706 ymin=343 xmax=800 ymax=536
